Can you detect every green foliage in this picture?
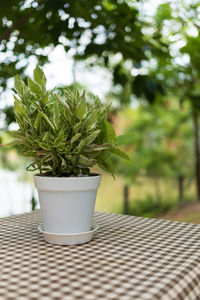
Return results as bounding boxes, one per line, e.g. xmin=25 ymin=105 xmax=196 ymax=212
xmin=114 ymin=134 xmax=134 ymax=147
xmin=12 ymin=65 xmax=129 ymax=177
xmin=132 ymin=75 xmax=164 ymax=104
xmin=0 ymin=0 xmax=144 ymax=89
xmin=154 ymin=1 xmax=200 ymax=110
xmin=155 ymin=3 xmax=172 ymax=28
xmin=115 ymin=102 xmax=194 ymax=188
xmin=0 ymin=0 xmax=168 ymax=120
xmin=0 ymin=131 xmax=26 ymax=171
xmin=130 ymin=195 xmax=173 ymax=218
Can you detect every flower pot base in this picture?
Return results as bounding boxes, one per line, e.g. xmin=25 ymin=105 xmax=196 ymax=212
xmin=38 ymin=223 xmax=99 ymax=245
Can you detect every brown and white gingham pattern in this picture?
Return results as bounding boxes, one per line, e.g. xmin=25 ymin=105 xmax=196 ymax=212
xmin=0 ymin=211 xmax=200 ymax=300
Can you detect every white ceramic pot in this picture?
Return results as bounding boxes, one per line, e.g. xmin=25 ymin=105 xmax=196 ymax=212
xmin=34 ymin=174 xmax=101 ymax=234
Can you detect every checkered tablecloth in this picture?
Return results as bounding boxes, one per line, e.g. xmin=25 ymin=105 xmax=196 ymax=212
xmin=0 ymin=211 xmax=200 ymax=300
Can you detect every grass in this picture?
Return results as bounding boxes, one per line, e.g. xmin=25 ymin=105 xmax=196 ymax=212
xmin=96 ymin=174 xmax=124 ymax=213
xmin=95 ymin=172 xmax=196 ymax=218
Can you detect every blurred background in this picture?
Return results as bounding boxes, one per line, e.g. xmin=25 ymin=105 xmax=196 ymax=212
xmin=1 ymin=0 xmax=200 ymax=223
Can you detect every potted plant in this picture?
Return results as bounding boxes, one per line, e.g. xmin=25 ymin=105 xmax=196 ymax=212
xmin=11 ymin=65 xmax=130 ymax=244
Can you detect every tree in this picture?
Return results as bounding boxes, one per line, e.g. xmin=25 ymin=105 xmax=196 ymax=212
xmin=151 ymin=0 xmax=200 ymax=201
xmin=0 ymin=0 xmax=162 ymax=89
xmin=116 ymin=101 xmax=194 ymax=205
xmin=0 ymin=0 xmax=167 ymax=126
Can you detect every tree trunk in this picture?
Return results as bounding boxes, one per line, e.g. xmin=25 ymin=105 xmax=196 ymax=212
xmin=153 ymin=176 xmax=162 ymax=204
xmin=192 ymin=110 xmax=200 ymax=201
xmin=123 ymin=185 xmax=129 ymax=214
xmin=177 ymin=175 xmax=184 ymax=203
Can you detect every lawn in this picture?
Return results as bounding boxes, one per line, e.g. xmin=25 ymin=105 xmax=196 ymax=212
xmin=95 ymin=172 xmax=196 ymax=217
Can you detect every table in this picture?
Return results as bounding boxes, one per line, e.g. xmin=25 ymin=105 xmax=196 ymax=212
xmin=0 ymin=211 xmax=200 ymax=300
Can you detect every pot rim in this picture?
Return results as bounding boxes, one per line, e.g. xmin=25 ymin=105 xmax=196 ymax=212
xmin=34 ymin=173 xmax=101 ymax=191
xmin=34 ymin=173 xmax=101 ymax=179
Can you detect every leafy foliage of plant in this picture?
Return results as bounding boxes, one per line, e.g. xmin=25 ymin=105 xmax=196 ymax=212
xmin=13 ymin=65 xmax=129 ymax=177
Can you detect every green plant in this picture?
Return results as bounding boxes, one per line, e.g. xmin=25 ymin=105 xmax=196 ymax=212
xmin=129 ymin=195 xmax=173 ymax=218
xmin=12 ymin=65 xmax=130 ymax=177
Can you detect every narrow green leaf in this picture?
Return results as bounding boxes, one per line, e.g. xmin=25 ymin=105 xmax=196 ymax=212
xmin=0 ymin=139 xmax=25 ymax=146
xmin=76 ymin=94 xmax=87 ymax=119
xmin=33 ymin=64 xmax=46 ymax=86
xmin=73 ymin=121 xmax=82 ymax=134
xmin=37 ymin=150 xmax=50 ymax=156
xmin=37 ymin=141 xmax=51 ymax=150
xmin=65 ymin=154 xmax=72 ymax=160
xmin=27 ymin=78 xmax=42 ymax=96
xmin=53 ymin=103 xmax=60 ymax=130
xmin=38 ymin=110 xmax=55 ymax=131
xmin=14 ymin=75 xmax=25 ymax=97
xmin=25 ymin=133 xmax=35 ymax=143
xmin=65 ymin=145 xmax=71 ymax=153
xmin=21 ymin=150 xmax=37 ymax=157
xmin=97 ymin=155 xmax=114 ymax=177
xmin=86 ymin=111 xmax=97 ymax=128
xmin=41 ymin=154 xmax=53 ymax=164
xmin=114 ymin=134 xmax=134 ymax=146
xmin=42 ymin=132 xmax=49 ymax=142
xmin=77 ymin=155 xmax=95 ymax=167
xmin=28 ymin=103 xmax=37 ymax=114
xmin=85 ymin=130 xmax=100 ymax=145
xmin=76 ymin=139 xmax=85 ymax=152
xmin=55 ymin=94 xmax=70 ymax=110
xmin=14 ymin=96 xmax=26 ymax=115
xmin=57 ymin=143 xmax=66 ymax=151
xmin=85 ymin=143 xmax=113 ymax=152
xmin=105 ymin=120 xmax=116 ymax=142
xmin=108 ymin=148 xmax=130 ymax=161
xmin=41 ymin=93 xmax=49 ymax=104
xmin=71 ymin=133 xmax=81 ymax=144
xmin=62 ymin=165 xmax=72 ymax=173
xmin=34 ymin=113 xmax=42 ymax=130
xmin=26 ymin=163 xmax=38 ymax=172
xmin=54 ymin=135 xmax=63 ymax=147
